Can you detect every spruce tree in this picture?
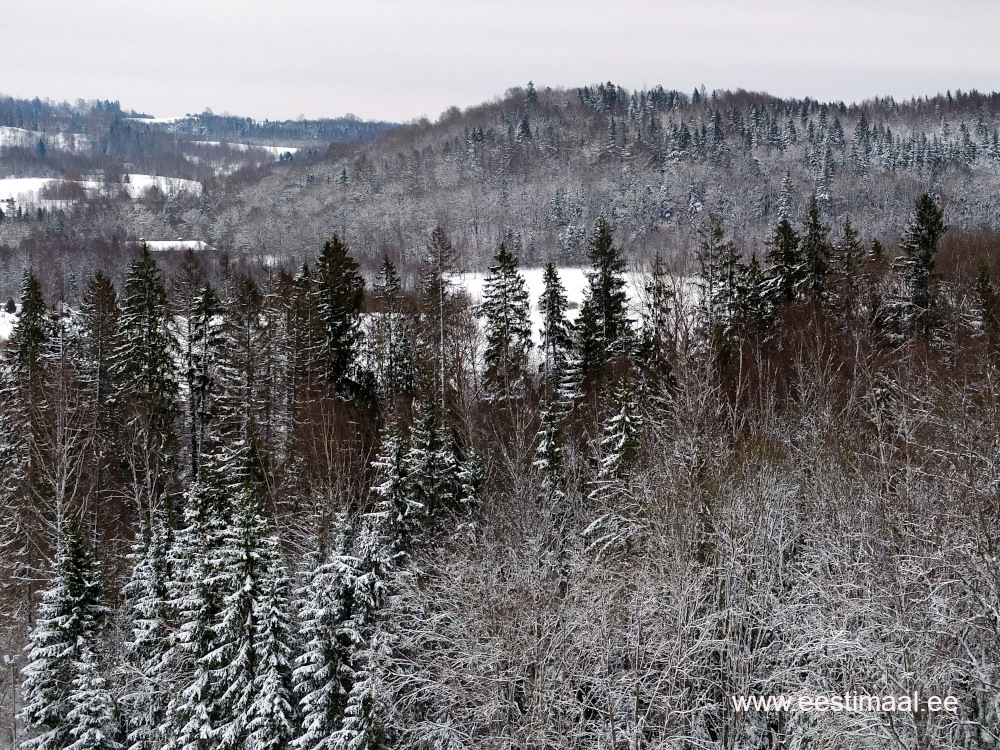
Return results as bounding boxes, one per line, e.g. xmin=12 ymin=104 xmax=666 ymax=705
xmin=315 ymin=234 xmax=366 ymax=392
xmin=65 ymin=644 xmax=121 ymax=750
xmin=765 ymin=217 xmax=803 ymax=306
xmin=20 ymin=521 xmax=108 ymax=750
xmin=799 ymin=195 xmax=832 ymax=298
xmin=332 ymin=522 xmax=391 ymax=750
xmin=588 ymin=378 xmax=643 ymax=504
xmin=893 ymin=192 xmax=947 ymax=336
xmin=122 ymin=511 xmax=171 ymax=750
xmin=696 ymin=216 xmax=743 ymax=352
xmin=577 ymin=218 xmax=631 ymax=376
xmin=418 ymin=227 xmax=460 ymax=406
xmin=479 ymin=243 xmax=532 ymax=399
xmin=116 ymin=245 xmax=179 ymax=509
xmin=292 ymin=520 xmax=360 ymax=750
xmin=371 ymin=416 xmax=419 ymax=561
xmin=371 ymin=256 xmax=413 ymax=400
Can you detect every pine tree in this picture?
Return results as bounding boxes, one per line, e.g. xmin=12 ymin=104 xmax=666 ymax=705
xmin=479 ymin=243 xmax=532 ymax=399
xmin=577 ymin=218 xmax=632 ymax=376
xmin=9 ymin=271 xmax=49 ymax=397
xmin=20 ymin=521 xmax=108 ymax=750
xmin=315 ymin=234 xmax=366 ymax=392
xmin=538 ymin=263 xmax=577 ymax=408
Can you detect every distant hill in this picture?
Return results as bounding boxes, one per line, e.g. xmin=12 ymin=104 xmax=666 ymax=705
xmin=3 ymin=83 xmax=1000 ymax=296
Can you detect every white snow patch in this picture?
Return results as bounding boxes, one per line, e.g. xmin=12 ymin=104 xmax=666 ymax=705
xmin=143 ymin=240 xmax=216 ymax=252
xmin=0 ymin=126 xmax=92 ymax=152
xmin=122 ymin=174 xmax=202 ymax=197
xmin=124 ymin=116 xmax=191 ymax=124
xmin=0 ymin=310 xmax=16 ymax=341
xmin=191 ymin=140 xmax=301 ymax=158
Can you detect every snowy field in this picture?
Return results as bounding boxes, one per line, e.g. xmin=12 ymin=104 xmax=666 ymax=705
xmin=191 ymin=140 xmax=301 ymax=158
xmin=0 ymin=174 xmax=202 ymax=212
xmin=0 ymin=310 xmax=15 ymax=340
xmin=144 ymin=240 xmax=215 ymax=252
xmin=0 ymin=125 xmax=91 ymax=152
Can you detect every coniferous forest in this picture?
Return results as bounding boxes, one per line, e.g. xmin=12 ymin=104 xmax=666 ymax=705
xmin=2 ymin=84 xmax=1000 ymax=750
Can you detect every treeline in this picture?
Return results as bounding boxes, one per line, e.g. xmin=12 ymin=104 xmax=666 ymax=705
xmin=2 ymin=190 xmax=1000 ymax=748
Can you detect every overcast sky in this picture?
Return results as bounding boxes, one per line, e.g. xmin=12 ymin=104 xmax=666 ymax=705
xmin=2 ymin=0 xmax=998 ymax=123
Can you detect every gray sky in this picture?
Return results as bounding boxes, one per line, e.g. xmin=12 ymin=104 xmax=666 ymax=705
xmin=2 ymin=0 xmax=998 ymax=123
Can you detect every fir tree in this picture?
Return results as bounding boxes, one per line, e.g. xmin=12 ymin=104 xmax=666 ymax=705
xmin=479 ymin=243 xmax=532 ymax=399
xmin=577 ymin=218 xmax=632 ymax=377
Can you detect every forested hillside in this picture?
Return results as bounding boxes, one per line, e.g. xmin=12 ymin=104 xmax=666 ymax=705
xmin=1 ymin=165 xmax=1000 ymax=749
xmin=5 ymin=83 xmax=1000 ymax=304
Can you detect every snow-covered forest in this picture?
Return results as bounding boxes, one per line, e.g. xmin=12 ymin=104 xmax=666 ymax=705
xmin=2 ymin=175 xmax=1000 ymax=749
xmin=5 ymin=83 xmax=1000 ymax=300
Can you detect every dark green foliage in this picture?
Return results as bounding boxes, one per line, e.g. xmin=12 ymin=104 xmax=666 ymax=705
xmin=479 ymin=243 xmax=532 ymax=398
xmin=577 ymin=218 xmax=631 ymax=376
xmin=315 ymin=234 xmax=365 ymax=392
xmin=800 ymin=195 xmax=832 ymax=297
xmin=892 ymin=193 xmax=947 ymax=337
xmin=765 ymin=218 xmax=802 ymax=306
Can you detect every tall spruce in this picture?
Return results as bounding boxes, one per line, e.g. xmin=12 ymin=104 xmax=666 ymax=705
xmin=20 ymin=521 xmax=109 ymax=750
xmin=577 ymin=218 xmax=632 ymax=376
xmin=315 ymin=234 xmax=366 ymax=392
xmin=371 ymin=256 xmax=413 ymax=401
xmin=116 ymin=245 xmax=179 ymax=511
xmin=799 ymin=194 xmax=832 ymax=298
xmin=479 ymin=243 xmax=532 ymax=399
xmin=893 ymin=192 xmax=947 ymax=336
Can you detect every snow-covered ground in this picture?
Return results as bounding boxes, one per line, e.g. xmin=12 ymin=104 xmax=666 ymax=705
xmin=144 ymin=240 xmax=215 ymax=252
xmin=124 ymin=115 xmax=191 ymax=124
xmin=191 ymin=140 xmax=301 ymax=158
xmin=0 ymin=310 xmax=16 ymax=340
xmin=0 ymin=174 xmax=202 ymax=212
xmin=0 ymin=126 xmax=92 ymax=152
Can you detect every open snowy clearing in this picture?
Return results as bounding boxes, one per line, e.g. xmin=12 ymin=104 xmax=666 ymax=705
xmin=0 ymin=125 xmax=92 ymax=152
xmin=144 ymin=240 xmax=216 ymax=252
xmin=191 ymin=140 xmax=301 ymax=157
xmin=0 ymin=174 xmax=202 ymax=211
